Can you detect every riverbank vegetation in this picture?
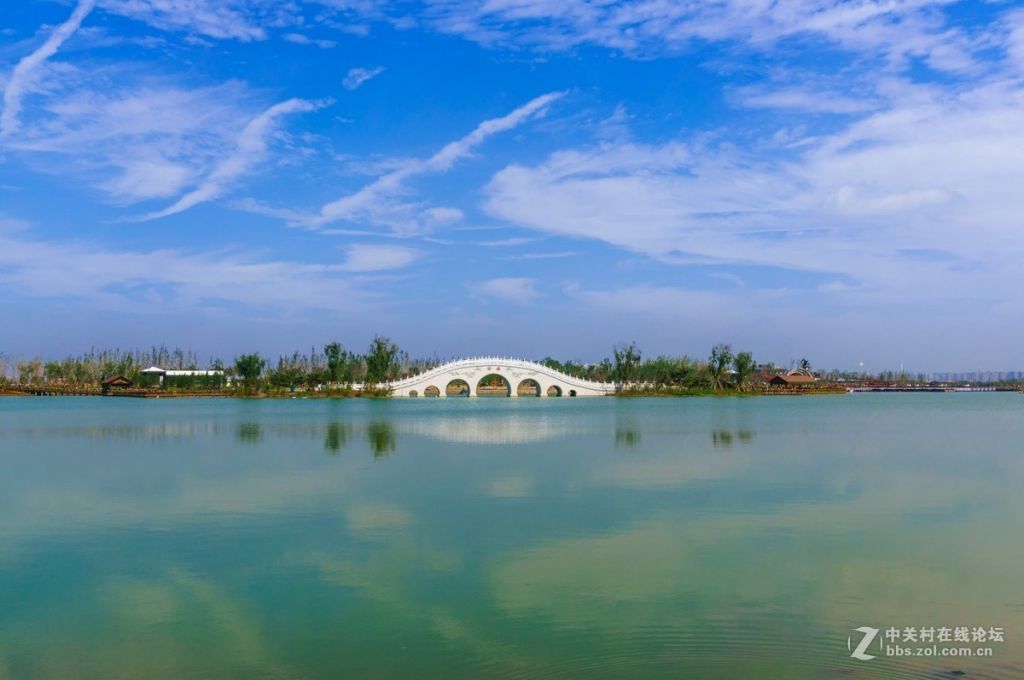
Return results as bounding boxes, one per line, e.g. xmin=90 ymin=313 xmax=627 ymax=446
xmin=2 ymin=338 xmax=1019 ymax=397
xmin=544 ymin=342 xmax=841 ymax=395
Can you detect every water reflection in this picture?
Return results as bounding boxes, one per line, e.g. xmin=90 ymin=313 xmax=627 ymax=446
xmin=367 ymin=421 xmax=396 ymax=457
xmin=0 ymin=395 xmax=1022 ymax=679
xmin=615 ymin=427 xmax=641 ymax=448
xmin=0 ymin=421 xmax=224 ymax=441
xmin=397 ymin=415 xmax=577 ymax=444
xmin=235 ymin=422 xmax=262 ymax=444
xmin=712 ymin=430 xmax=754 ymax=448
xmin=324 ymin=422 xmax=348 ymax=454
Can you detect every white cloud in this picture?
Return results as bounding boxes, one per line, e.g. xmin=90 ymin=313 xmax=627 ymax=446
xmin=477 ymin=237 xmax=537 ymax=247
xmin=8 ymin=78 xmax=262 ymax=203
xmin=734 ymin=85 xmax=877 ymax=114
xmin=340 ymin=243 xmax=421 ymax=271
xmin=100 ymin=159 xmax=193 ymax=200
xmin=1 ymin=0 xmax=96 ymax=137
xmin=500 ymin=250 xmax=577 ymax=260
xmin=283 ymin=33 xmax=337 ymax=48
xmin=96 ymin=0 xmax=267 ymax=41
xmin=824 ymin=186 xmax=958 ymax=216
xmin=136 ymin=97 xmax=326 ymax=221
xmin=1007 ymin=9 xmax=1024 ymax=74
xmin=423 ymin=206 xmax=464 ymax=224
xmin=0 ymin=213 xmax=29 ymax=234
xmin=308 ymin=91 xmax=564 ymax=233
xmin=342 ymin=66 xmax=385 ymax=90
xmin=564 ymin=283 xmax=739 ymax=318
xmin=422 ymin=0 xmax=979 ymax=72
xmin=477 ymin=277 xmax=540 ymax=304
xmin=484 ymin=77 xmax=1024 ymax=306
xmin=0 ymin=231 xmax=369 ymax=314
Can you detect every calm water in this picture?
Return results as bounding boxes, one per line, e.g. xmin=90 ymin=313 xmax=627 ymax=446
xmin=0 ymin=394 xmax=1021 ymax=679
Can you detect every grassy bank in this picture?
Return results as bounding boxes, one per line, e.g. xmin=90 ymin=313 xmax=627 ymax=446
xmin=615 ymin=386 xmax=848 ymax=397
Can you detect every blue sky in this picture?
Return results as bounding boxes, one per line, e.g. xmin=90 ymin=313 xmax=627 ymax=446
xmin=2 ymin=0 xmax=1023 ymax=371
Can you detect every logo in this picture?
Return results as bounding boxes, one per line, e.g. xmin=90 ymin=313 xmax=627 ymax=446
xmin=849 ymin=626 xmax=881 ymax=661
xmin=846 ymin=624 xmax=1004 ymax=661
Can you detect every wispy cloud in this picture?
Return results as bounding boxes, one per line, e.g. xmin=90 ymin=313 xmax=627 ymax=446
xmin=476 ymin=237 xmax=537 ymax=247
xmin=422 ymin=0 xmax=980 ymax=73
xmin=484 ymin=77 xmax=1024 ymax=306
xmin=733 ymin=85 xmax=877 ymax=114
xmin=136 ymin=97 xmax=327 ymax=221
xmin=343 ymin=66 xmax=385 ymax=90
xmin=340 ymin=243 xmax=421 ymax=271
xmin=0 ymin=213 xmax=30 ymax=234
xmin=500 ymin=250 xmax=578 ymax=261
xmin=284 ymin=32 xmax=337 ymax=49
xmin=1 ymin=0 xmax=96 ymax=137
xmin=310 ymin=91 xmax=564 ymax=232
xmin=477 ymin=277 xmax=540 ymax=304
xmin=0 ymin=230 xmax=369 ymax=314
xmin=1003 ymin=8 xmax=1024 ymax=74
xmin=97 ymin=0 xmax=267 ymax=41
xmin=565 ymin=283 xmax=736 ymax=318
xmin=6 ymin=75 xmax=270 ymax=202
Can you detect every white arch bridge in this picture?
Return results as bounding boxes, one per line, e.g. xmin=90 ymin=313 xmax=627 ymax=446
xmin=383 ymin=357 xmax=615 ymax=398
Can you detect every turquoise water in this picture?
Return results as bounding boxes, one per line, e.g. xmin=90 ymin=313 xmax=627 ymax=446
xmin=0 ymin=394 xmax=1021 ymax=678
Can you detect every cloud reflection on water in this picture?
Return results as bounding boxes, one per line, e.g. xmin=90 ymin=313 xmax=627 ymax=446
xmin=395 ymin=414 xmax=579 ymax=445
xmin=1 ymin=396 xmax=1023 ymax=678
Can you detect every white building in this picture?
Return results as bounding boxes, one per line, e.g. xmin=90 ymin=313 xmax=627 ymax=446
xmin=140 ymin=366 xmax=224 ymax=385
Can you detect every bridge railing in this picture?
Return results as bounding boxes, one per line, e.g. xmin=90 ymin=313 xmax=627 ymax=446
xmin=384 ymin=357 xmax=616 ymax=389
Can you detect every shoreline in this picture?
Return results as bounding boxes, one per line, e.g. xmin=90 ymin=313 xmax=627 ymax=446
xmin=6 ymin=386 xmax=1017 ymax=400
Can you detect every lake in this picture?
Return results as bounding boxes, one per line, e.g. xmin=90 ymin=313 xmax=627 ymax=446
xmin=0 ymin=394 xmax=1021 ymax=678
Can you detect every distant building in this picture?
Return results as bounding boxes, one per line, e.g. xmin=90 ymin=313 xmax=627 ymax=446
xmin=767 ymin=369 xmax=817 ymax=386
xmin=101 ymin=375 xmax=133 ymax=393
xmin=140 ymin=366 xmax=224 ymax=386
xmin=931 ymin=371 xmax=1023 ymax=383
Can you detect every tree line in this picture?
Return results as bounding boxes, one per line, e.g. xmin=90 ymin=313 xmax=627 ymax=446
xmin=0 ymin=338 xmax=435 ymax=393
xmin=229 ymin=340 xmax=776 ymax=393
xmin=1 ymin=346 xmax=203 ymax=386
xmin=541 ymin=342 xmax=764 ymax=392
xmin=4 ymin=340 xmax=1019 ymax=393
xmin=231 ymin=337 xmax=428 ymax=392
xmin=2 ymin=339 xmax=780 ymax=394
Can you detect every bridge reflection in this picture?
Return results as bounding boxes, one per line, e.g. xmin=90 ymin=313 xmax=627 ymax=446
xmin=396 ymin=415 xmax=580 ymax=445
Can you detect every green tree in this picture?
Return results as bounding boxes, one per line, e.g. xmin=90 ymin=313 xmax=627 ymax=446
xmin=732 ymin=351 xmax=756 ymax=391
xmin=613 ymin=342 xmax=642 ymax=385
xmin=17 ymin=359 xmax=43 ymax=384
xmin=708 ymin=343 xmax=734 ymax=391
xmin=540 ymin=357 xmax=565 ymax=373
xmin=234 ymin=353 xmax=266 ymax=392
xmin=324 ymin=342 xmax=347 ymax=384
xmin=268 ymin=352 xmax=306 ymax=390
xmin=44 ymin=361 xmax=63 ymax=383
xmin=365 ymin=336 xmax=400 ymax=384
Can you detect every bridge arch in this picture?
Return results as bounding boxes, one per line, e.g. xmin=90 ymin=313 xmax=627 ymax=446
xmin=517 ymin=378 xmax=541 ymax=397
xmin=382 ymin=357 xmax=615 ymax=398
xmin=477 ymin=374 xmax=511 ymax=397
xmin=446 ymin=379 xmax=471 ymax=397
